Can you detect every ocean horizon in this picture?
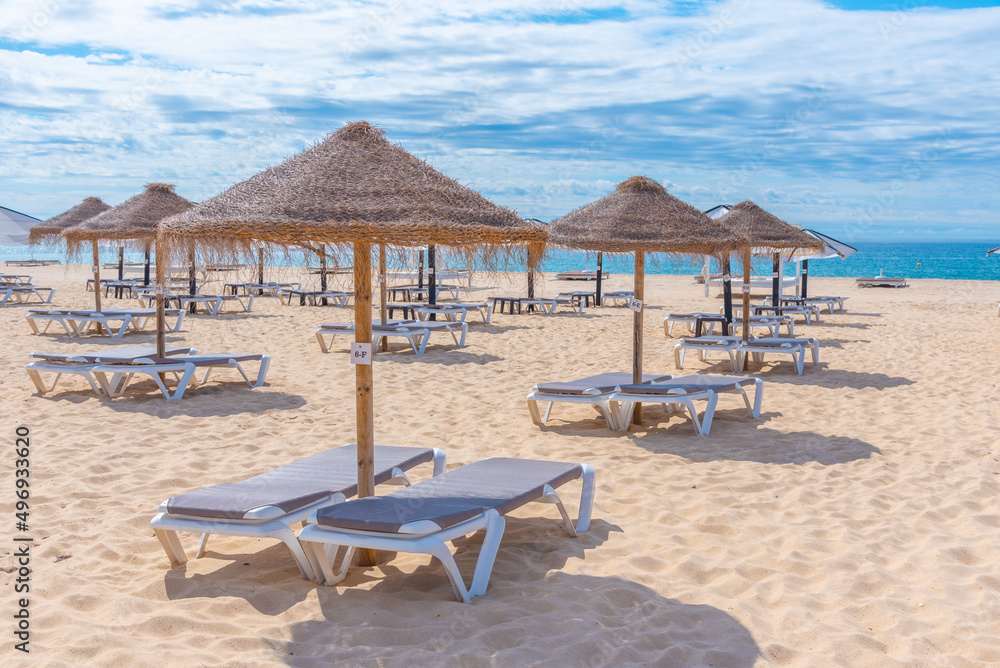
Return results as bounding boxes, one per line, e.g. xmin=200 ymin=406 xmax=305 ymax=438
xmin=6 ymin=241 xmax=999 ymax=282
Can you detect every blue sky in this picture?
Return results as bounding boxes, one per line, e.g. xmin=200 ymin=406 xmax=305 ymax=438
xmin=1 ymin=0 xmax=998 ymax=243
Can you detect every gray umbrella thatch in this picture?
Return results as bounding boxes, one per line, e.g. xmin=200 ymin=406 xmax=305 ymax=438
xmin=716 ymin=201 xmax=823 ymax=344
xmin=62 ymin=184 xmax=193 ymax=320
xmin=549 ymin=176 xmax=742 ymax=425
xmin=28 ymin=197 xmax=110 ymax=245
xmin=157 ymin=121 xmax=546 ymax=557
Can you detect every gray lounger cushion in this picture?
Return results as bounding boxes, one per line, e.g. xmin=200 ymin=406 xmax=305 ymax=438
xmin=166 ymin=445 xmax=435 ymax=519
xmin=616 ymin=375 xmax=756 ymax=395
xmin=315 ymin=457 xmax=583 ymax=533
xmin=536 ymin=372 xmax=674 ymax=395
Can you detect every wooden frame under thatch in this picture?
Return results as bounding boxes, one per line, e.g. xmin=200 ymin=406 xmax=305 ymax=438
xmin=28 ymin=197 xmax=110 ymax=245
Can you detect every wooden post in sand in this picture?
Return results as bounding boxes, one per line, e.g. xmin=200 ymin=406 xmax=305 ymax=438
xmin=258 ymin=248 xmax=265 ymax=285
xmin=91 ymin=241 xmax=103 ymax=334
xmin=771 ymin=254 xmax=780 ymax=311
xmin=319 ymin=245 xmax=328 ymax=306
xmin=378 ymin=244 xmax=388 ymax=352
xmin=632 ymin=251 xmax=644 ymax=425
xmin=354 ymin=241 xmax=377 ymax=567
xmin=741 ymin=248 xmax=752 ymax=371
xmin=722 ymin=255 xmax=733 ymax=336
xmin=155 ymin=250 xmax=166 ymax=359
xmin=595 ymin=252 xmax=603 ymax=306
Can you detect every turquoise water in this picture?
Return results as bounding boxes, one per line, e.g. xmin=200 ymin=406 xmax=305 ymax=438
xmin=5 ymin=242 xmax=999 ymax=281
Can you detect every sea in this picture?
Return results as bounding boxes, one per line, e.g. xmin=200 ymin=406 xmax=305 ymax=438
xmin=4 ymin=242 xmax=999 ymax=282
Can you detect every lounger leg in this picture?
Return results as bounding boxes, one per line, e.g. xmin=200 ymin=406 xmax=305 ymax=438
xmin=751 ymin=378 xmax=763 ymax=417
xmin=697 ymin=393 xmax=718 ymax=436
xmin=414 ymin=333 xmax=427 ymax=355
xmin=795 ymin=350 xmax=804 ymax=375
xmin=315 ymin=331 xmax=332 ymax=352
xmin=26 ymin=368 xmax=62 ymax=396
xmin=527 ymin=399 xmax=544 ymax=425
xmin=469 ymin=510 xmax=506 ymax=598
xmin=428 ymin=540 xmax=475 ymax=604
xmin=810 ymin=341 xmax=819 ymax=365
xmin=674 ymin=346 xmax=685 ymax=369
xmin=195 ymin=533 xmax=210 ymax=559
xmin=154 ymin=528 xmax=188 ymax=565
xmin=277 ymin=529 xmax=315 ymax=580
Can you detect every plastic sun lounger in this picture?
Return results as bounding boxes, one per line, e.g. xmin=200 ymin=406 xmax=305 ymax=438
xmin=298 ymin=456 xmax=595 ymax=603
xmin=1 ymin=286 xmax=56 ymax=305
xmin=150 ymin=444 xmax=446 ymax=580
xmin=673 ymin=336 xmax=743 ymax=373
xmin=736 ymin=337 xmax=819 ymax=375
xmin=607 ymin=375 xmax=764 ymax=436
xmin=25 ymin=346 xmax=195 ymax=396
xmin=315 ymin=320 xmax=467 ymax=355
xmin=526 ymin=372 xmax=675 ymax=430
xmin=662 ymin=312 xmax=723 ymax=336
xmin=724 ymin=316 xmax=784 ymax=338
xmin=856 ymin=277 xmax=908 ymax=288
xmin=89 ymin=353 xmax=270 ymax=400
xmin=415 ymin=302 xmax=491 ymax=324
xmin=733 ymin=303 xmax=819 ymax=325
xmin=601 ymin=291 xmax=634 ymax=306
xmin=26 ymin=308 xmax=185 ymax=338
xmin=554 ymin=270 xmax=609 ymax=281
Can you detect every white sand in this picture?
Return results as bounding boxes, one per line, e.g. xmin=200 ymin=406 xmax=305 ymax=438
xmin=1 ymin=263 xmax=999 ymax=666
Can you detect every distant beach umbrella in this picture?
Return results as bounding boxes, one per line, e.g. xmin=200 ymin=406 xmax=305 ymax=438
xmin=715 ymin=202 xmax=823 ymax=343
xmin=158 ymin=121 xmax=546 ymax=557
xmin=796 ymin=229 xmax=859 ymax=298
xmin=62 ymin=184 xmax=193 ymax=320
xmin=987 ymin=245 xmax=1000 ymax=256
xmin=549 ymin=176 xmax=742 ymax=425
xmin=28 ymin=197 xmax=110 ymax=245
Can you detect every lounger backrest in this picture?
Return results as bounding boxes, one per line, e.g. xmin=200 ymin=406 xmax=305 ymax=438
xmin=536 ymin=372 xmax=674 ymax=395
xmin=166 ymin=444 xmax=435 ymax=519
xmin=314 ymin=457 xmax=583 ymax=533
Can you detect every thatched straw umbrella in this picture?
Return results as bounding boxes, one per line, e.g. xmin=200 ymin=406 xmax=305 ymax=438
xmin=63 ymin=184 xmax=193 ymax=317
xmin=158 ymin=121 xmax=545 ymax=560
xmin=715 ymin=201 xmax=823 ymax=342
xmin=28 ymin=197 xmax=110 ymax=245
xmin=549 ymin=176 xmax=741 ymax=424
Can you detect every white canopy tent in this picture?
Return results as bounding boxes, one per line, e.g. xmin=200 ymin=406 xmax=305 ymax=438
xmin=0 ymin=205 xmax=40 ymax=245
xmin=987 ymin=245 xmax=999 ymax=256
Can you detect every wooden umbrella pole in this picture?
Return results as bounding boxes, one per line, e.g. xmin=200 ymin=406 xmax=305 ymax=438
xmin=771 ymin=253 xmax=780 ymax=311
xmin=722 ymin=255 xmax=733 ymax=336
xmin=632 ymin=251 xmax=644 ymax=425
xmin=741 ymin=248 xmax=751 ymax=372
xmin=378 ymin=244 xmax=388 ymax=352
xmin=354 ymin=241 xmax=377 ymax=568
xmin=155 ymin=249 xmax=167 ymax=359
xmin=319 ymin=245 xmax=328 ymax=306
xmin=258 ymin=248 xmax=264 ymax=285
xmin=91 ymin=242 xmax=103 ymax=334
xmin=595 ymin=252 xmax=603 ymax=306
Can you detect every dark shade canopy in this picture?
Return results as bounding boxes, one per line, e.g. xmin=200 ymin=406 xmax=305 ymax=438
xmin=548 ymin=176 xmax=740 ymax=255
xmin=158 ymin=121 xmax=546 ymax=257
xmin=63 ymin=184 xmax=192 ymax=253
xmin=28 ymin=197 xmax=110 ymax=245
xmin=987 ymin=245 xmax=999 ymax=256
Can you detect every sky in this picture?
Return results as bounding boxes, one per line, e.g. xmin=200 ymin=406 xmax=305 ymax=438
xmin=1 ymin=0 xmax=998 ymax=243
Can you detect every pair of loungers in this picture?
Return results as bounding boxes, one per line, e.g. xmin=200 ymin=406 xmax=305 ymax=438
xmin=25 ymin=345 xmax=269 ymax=399
xmin=316 ymin=319 xmax=467 ymax=355
xmin=527 ymin=372 xmax=763 ymax=435
xmin=25 ymin=308 xmax=185 ymax=338
xmin=674 ymin=335 xmax=820 ymax=375
xmin=152 ymin=444 xmax=594 ymax=604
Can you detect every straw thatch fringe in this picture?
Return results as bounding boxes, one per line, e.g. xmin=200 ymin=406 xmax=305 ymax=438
xmin=157 ymin=121 xmax=546 ymax=269
xmin=716 ymin=201 xmax=824 ymax=255
xmin=547 ymin=176 xmax=741 ymax=257
xmin=28 ymin=197 xmax=110 ymax=245
xmin=64 ymin=183 xmax=193 ymax=255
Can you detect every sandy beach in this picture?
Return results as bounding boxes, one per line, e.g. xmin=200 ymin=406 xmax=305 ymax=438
xmin=2 ymin=263 xmax=999 ymax=667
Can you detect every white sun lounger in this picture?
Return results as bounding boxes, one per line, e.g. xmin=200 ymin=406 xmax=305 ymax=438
xmin=673 ymin=336 xmax=743 ymax=373
xmin=663 ymin=312 xmax=722 ymax=336
xmin=736 ymin=337 xmax=819 ymax=375
xmin=26 ymin=308 xmax=185 ymax=338
xmin=25 ymin=346 xmax=195 ymax=396
xmin=151 ymin=444 xmax=446 ymax=580
xmin=1 ymin=286 xmax=56 ymax=305
xmin=315 ymin=320 xmax=467 ymax=355
xmin=89 ymin=353 xmax=270 ymax=399
xmin=733 ymin=304 xmax=819 ymax=325
xmin=601 ymin=291 xmax=634 ymax=307
xmin=298 ymin=456 xmax=595 ymax=603
xmin=607 ymin=375 xmax=763 ymax=435
xmin=526 ymin=372 xmax=675 ymax=430
xmin=724 ymin=314 xmax=794 ymax=337
xmin=415 ymin=302 xmax=491 ymax=324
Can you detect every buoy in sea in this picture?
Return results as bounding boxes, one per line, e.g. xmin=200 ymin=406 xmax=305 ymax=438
xmin=917 ymin=262 xmax=922 ymax=267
